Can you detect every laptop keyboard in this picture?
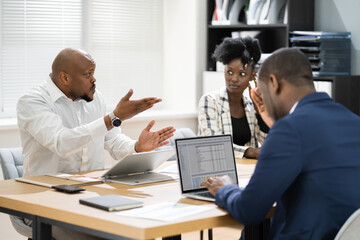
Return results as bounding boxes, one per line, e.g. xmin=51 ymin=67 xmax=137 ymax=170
xmin=195 ymin=191 xmax=215 ymax=199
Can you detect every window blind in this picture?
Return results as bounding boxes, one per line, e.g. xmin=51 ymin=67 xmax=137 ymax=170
xmin=90 ymin=0 xmax=163 ymax=108
xmin=0 ymin=0 xmax=82 ymax=116
xmin=0 ymin=0 xmax=163 ymax=117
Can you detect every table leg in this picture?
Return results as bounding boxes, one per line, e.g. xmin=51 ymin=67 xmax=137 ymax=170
xmin=34 ymin=216 xmax=51 ymax=240
xmin=162 ymin=235 xmax=181 ymax=240
xmin=208 ymin=229 xmax=213 ymax=240
xmin=244 ymin=218 xmax=270 ymax=240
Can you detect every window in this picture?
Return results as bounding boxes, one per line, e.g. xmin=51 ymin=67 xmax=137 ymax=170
xmin=0 ymin=0 xmax=163 ymax=117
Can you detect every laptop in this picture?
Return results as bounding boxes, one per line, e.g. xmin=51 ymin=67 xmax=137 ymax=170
xmin=175 ymin=135 xmax=238 ymax=202
xmin=102 ymin=149 xmax=175 ymax=185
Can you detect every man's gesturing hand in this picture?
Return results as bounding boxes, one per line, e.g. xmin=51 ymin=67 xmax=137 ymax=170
xmin=135 ymin=120 xmax=176 ymax=152
xmin=114 ymin=89 xmax=162 ymax=121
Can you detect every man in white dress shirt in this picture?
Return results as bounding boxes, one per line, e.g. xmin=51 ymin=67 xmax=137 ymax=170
xmin=17 ymin=48 xmax=175 ymax=239
xmin=17 ymin=48 xmax=175 ymax=177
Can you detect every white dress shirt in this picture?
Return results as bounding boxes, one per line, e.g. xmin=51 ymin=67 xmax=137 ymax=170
xmin=17 ymin=77 xmax=136 ymax=177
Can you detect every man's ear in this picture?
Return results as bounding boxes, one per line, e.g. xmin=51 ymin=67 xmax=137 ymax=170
xmin=268 ymin=74 xmax=280 ymax=95
xmin=59 ymin=72 xmax=71 ymax=85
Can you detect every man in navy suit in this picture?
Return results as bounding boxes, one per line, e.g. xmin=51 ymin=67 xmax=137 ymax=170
xmin=201 ymin=48 xmax=360 ymax=240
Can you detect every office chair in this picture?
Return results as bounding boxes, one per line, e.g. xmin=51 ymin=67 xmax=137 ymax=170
xmin=157 ymin=127 xmax=196 ymax=160
xmin=334 ymin=208 xmax=360 ymax=240
xmin=0 ymin=148 xmax=33 ymax=239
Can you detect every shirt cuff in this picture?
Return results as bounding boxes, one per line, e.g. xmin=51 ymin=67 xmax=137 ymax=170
xmin=86 ymin=117 xmax=108 ymax=142
xmin=130 ymin=140 xmax=137 ymax=154
xmin=215 ymin=184 xmax=239 ymax=208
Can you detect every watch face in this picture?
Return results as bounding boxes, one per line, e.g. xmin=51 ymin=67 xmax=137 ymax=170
xmin=113 ymin=118 xmax=121 ymax=127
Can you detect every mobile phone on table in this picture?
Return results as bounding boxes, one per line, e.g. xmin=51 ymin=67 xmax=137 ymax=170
xmin=52 ymin=184 xmax=85 ymax=193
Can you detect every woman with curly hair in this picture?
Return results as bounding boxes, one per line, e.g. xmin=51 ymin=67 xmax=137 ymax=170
xmin=198 ymin=36 xmax=271 ymax=159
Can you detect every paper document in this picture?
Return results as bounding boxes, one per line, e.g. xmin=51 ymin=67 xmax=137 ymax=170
xmin=238 ymin=178 xmax=251 ymax=188
xmin=117 ymin=202 xmax=216 ymax=221
xmin=156 ymin=164 xmax=179 ymax=179
xmin=47 ymin=173 xmax=104 ymax=184
xmin=158 ymin=164 xmax=178 ymax=174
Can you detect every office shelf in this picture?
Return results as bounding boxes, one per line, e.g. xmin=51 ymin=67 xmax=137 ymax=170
xmin=206 ymin=0 xmax=314 ymax=71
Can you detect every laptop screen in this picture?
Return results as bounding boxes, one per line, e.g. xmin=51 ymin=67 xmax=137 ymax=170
xmin=175 ymin=135 xmax=238 ymax=193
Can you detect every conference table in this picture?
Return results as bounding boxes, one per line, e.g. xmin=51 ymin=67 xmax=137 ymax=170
xmin=0 ymin=159 xmax=271 ymax=240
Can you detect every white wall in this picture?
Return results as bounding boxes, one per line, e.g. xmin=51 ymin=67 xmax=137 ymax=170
xmin=315 ymin=0 xmax=360 ymax=75
xmin=162 ymin=0 xmax=207 ymax=111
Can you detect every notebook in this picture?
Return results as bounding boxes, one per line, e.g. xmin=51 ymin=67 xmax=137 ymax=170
xmin=79 ymin=194 xmax=143 ymax=211
xmin=102 ymin=149 xmax=175 ymax=185
xmin=175 ymin=135 xmax=238 ymax=202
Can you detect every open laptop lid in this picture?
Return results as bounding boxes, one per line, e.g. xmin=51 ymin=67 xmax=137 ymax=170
xmin=175 ymin=135 xmax=238 ymax=195
xmin=102 ymin=149 xmax=175 ymax=179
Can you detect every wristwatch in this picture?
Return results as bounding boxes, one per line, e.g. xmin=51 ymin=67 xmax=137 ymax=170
xmin=109 ymin=112 xmax=122 ymax=127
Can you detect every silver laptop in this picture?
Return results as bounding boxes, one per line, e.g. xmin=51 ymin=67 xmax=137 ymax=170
xmin=102 ymin=149 xmax=175 ymax=185
xmin=175 ymin=135 xmax=238 ymax=202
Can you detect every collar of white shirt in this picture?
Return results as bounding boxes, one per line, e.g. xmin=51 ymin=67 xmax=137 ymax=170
xmin=289 ymin=102 xmax=299 ymax=114
xmin=46 ymin=77 xmax=68 ymax=103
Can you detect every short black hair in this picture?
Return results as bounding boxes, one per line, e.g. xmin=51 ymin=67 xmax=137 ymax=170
xmin=258 ymin=48 xmax=313 ymax=86
xmin=212 ymin=36 xmax=261 ymax=68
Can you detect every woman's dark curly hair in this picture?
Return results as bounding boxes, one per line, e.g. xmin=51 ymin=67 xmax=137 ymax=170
xmin=212 ymin=36 xmax=261 ymax=68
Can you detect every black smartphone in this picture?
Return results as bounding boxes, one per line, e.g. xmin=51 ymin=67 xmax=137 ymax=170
xmin=52 ymin=184 xmax=85 ymax=193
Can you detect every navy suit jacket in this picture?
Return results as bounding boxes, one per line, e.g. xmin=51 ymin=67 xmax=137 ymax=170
xmin=216 ymin=92 xmax=360 ymax=240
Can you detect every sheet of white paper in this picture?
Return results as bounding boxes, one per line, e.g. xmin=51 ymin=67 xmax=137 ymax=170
xmin=47 ymin=173 xmax=102 ymax=182
xmin=238 ymin=178 xmax=250 ymax=188
xmin=158 ymin=164 xmax=179 ymax=174
xmin=117 ymin=202 xmax=216 ymax=221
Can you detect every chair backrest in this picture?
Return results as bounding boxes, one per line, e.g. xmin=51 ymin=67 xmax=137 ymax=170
xmin=0 ymin=148 xmax=33 ymax=239
xmin=168 ymin=128 xmax=196 ymax=146
xmin=0 ymin=147 xmax=24 ymax=180
xmin=157 ymin=128 xmax=196 ymax=160
xmin=335 ymin=208 xmax=360 ymax=240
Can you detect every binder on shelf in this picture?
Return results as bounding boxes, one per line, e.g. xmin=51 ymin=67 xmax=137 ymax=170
xmin=266 ymin=0 xmax=288 ymax=24
xmin=258 ymin=0 xmax=272 ymax=24
xmin=212 ymin=0 xmax=232 ymax=25
xmin=254 ymin=0 xmax=266 ymax=24
xmin=227 ymin=0 xmax=235 ymax=20
xmin=228 ymin=0 xmax=247 ymax=24
xmin=246 ymin=0 xmax=264 ymax=24
xmin=210 ymin=0 xmax=288 ymax=25
xmin=221 ymin=0 xmax=230 ymax=24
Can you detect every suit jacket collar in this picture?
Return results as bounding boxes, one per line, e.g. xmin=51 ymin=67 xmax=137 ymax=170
xmin=294 ymin=92 xmax=331 ymax=112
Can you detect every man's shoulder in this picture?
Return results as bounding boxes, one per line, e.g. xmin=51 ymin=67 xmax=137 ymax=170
xmin=18 ymin=83 xmax=49 ymax=103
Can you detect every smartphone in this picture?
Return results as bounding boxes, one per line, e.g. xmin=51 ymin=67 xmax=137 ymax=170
xmin=52 ymin=184 xmax=85 ymax=193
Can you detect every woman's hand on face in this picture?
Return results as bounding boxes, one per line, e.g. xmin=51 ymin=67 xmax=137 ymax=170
xmin=248 ymin=79 xmax=264 ymax=113
xmin=249 ymin=81 xmax=274 ymax=128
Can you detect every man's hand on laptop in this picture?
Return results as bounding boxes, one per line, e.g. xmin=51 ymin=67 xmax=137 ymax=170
xmin=135 ymin=120 xmax=175 ymax=152
xmin=201 ymin=175 xmax=235 ymax=196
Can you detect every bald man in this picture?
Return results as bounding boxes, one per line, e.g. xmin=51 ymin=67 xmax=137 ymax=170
xmin=201 ymin=48 xmax=360 ymax=240
xmin=17 ymin=48 xmax=175 ymax=177
xmin=17 ymin=48 xmax=175 ymax=239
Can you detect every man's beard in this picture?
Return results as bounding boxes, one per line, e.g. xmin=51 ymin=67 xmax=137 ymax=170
xmin=81 ymin=84 xmax=95 ymax=102
xmin=81 ymin=94 xmax=93 ymax=102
